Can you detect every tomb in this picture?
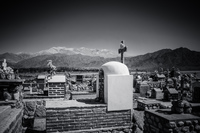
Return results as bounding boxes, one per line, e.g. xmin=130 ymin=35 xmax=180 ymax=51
xmin=164 ymin=88 xmax=179 ymax=101
xmin=137 ymin=99 xmax=161 ymax=110
xmin=155 ymin=73 xmax=166 ymax=81
xmin=46 ymin=61 xmax=133 ymax=132
xmin=151 ymin=88 xmax=164 ymax=100
xmin=76 ymin=75 xmax=83 ymax=83
xmin=192 ymin=80 xmax=200 ymax=103
xmin=36 ymin=75 xmax=46 ymax=94
xmin=46 ymin=100 xmax=132 ymax=133
xmin=143 ymin=76 xmax=200 ymax=133
xmin=0 ymin=60 xmax=24 ymax=133
xmin=47 ymin=74 xmax=66 ymax=98
xmin=144 ymin=109 xmax=200 ymax=133
xmin=97 ymin=61 xmax=133 ymax=111
xmin=139 ymin=82 xmax=150 ymax=97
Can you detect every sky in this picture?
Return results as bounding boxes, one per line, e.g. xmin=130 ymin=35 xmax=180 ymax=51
xmin=0 ymin=0 xmax=200 ymax=56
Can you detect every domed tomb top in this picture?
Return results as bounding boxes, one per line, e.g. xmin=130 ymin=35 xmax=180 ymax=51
xmin=101 ymin=61 xmax=130 ymax=75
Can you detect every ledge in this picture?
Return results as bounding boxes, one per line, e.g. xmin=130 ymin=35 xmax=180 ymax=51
xmin=146 ymin=109 xmax=200 ymax=121
xmin=46 ymin=99 xmax=106 ymax=109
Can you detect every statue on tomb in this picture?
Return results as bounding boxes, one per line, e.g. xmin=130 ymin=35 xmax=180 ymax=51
xmin=47 ymin=60 xmax=57 ymax=78
xmin=118 ymin=40 xmax=127 ymax=63
xmin=2 ymin=59 xmax=7 ymax=71
xmin=3 ymin=88 xmax=12 ymax=102
xmin=0 ymin=59 xmax=15 ymax=79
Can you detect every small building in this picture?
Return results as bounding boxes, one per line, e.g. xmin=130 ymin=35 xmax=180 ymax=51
xmin=151 ymin=88 xmax=164 ymax=100
xmin=139 ymin=82 xmax=150 ymax=97
xmin=192 ymin=80 xmax=200 ymax=103
xmin=166 ymin=78 xmax=174 ymax=88
xmin=36 ymin=75 xmax=47 ymax=94
xmin=47 ymin=74 xmax=66 ymax=97
xmin=164 ymin=88 xmax=179 ymax=101
xmin=155 ymin=74 xmax=166 ymax=81
xmin=76 ymin=75 xmax=83 ymax=83
xmin=98 ymin=61 xmax=133 ymax=111
xmin=37 ymin=75 xmax=46 ymax=83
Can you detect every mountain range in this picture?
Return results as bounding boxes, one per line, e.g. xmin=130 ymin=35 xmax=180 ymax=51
xmin=0 ymin=47 xmax=200 ymax=71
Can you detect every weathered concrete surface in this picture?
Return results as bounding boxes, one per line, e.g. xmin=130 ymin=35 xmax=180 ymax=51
xmin=0 ymin=107 xmax=23 ymax=133
xmin=33 ymin=118 xmax=46 ymax=131
xmin=0 ymin=105 xmax=11 ymax=114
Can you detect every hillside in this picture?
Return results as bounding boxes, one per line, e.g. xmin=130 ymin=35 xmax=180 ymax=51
xmin=0 ymin=47 xmax=200 ymax=71
xmin=125 ymin=47 xmax=200 ymax=71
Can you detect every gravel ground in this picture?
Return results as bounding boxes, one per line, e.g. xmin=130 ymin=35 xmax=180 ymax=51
xmin=132 ymin=93 xmax=144 ymax=133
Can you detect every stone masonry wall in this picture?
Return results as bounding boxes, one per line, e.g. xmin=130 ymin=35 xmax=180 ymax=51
xmin=144 ymin=110 xmax=200 ymax=133
xmin=48 ymin=83 xmax=65 ymax=97
xmin=46 ymin=106 xmax=132 ymax=133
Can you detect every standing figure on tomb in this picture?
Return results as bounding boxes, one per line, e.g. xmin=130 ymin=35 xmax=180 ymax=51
xmin=118 ymin=40 xmax=127 ymax=64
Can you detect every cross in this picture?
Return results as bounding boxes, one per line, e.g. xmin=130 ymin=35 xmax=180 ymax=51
xmin=118 ymin=40 xmax=127 ymax=63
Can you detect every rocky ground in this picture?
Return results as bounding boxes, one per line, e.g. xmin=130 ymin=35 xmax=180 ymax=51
xmin=132 ymin=93 xmax=144 ymax=133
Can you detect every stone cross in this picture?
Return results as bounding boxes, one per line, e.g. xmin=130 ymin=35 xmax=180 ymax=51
xmin=118 ymin=40 xmax=127 ymax=63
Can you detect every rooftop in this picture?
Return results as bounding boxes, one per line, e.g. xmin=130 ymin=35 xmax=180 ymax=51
xmin=101 ymin=61 xmax=129 ymax=75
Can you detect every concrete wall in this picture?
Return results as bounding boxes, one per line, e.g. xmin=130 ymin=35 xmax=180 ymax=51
xmin=106 ymin=75 xmax=133 ymax=111
xmin=46 ymin=106 xmax=132 ymax=133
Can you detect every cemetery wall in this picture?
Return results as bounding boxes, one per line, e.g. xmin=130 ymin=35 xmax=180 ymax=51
xmin=46 ymin=106 xmax=132 ymax=133
xmin=48 ymin=83 xmax=65 ymax=97
xmin=144 ymin=109 xmax=200 ymax=133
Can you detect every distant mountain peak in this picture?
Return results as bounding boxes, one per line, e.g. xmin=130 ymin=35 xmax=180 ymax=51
xmin=34 ymin=46 xmax=118 ymax=58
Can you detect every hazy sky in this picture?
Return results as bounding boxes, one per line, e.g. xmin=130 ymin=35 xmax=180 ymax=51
xmin=0 ymin=0 xmax=199 ymax=56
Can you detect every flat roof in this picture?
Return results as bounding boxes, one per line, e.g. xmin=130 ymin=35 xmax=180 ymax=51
xmin=47 ymin=75 xmax=66 ymax=83
xmin=37 ymin=75 xmax=46 ymax=79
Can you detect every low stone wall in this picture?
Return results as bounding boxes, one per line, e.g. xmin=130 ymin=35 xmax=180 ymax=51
xmin=0 ymin=107 xmax=23 ymax=133
xmin=137 ymin=100 xmax=160 ymax=110
xmin=71 ymin=92 xmax=96 ymax=100
xmin=48 ymin=83 xmax=65 ymax=97
xmin=144 ymin=109 xmax=200 ymax=133
xmin=46 ymin=103 xmax=132 ymax=133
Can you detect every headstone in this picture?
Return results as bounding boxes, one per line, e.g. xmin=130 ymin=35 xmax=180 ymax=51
xmin=151 ymin=88 xmax=164 ymax=100
xmin=139 ymin=82 xmax=150 ymax=97
xmin=99 ymin=61 xmax=133 ymax=111
xmin=192 ymin=81 xmax=200 ymax=103
xmin=164 ymin=88 xmax=179 ymax=101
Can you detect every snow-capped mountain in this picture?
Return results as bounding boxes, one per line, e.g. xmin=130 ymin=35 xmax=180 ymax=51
xmin=33 ymin=47 xmax=118 ymax=58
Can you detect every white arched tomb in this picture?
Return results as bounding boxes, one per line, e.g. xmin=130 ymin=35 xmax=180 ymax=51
xmin=99 ymin=61 xmax=133 ymax=111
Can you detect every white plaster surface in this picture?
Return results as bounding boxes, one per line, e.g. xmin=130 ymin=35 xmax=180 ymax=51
xmin=101 ymin=61 xmax=129 ymax=75
xmin=107 ymin=75 xmax=133 ymax=111
xmin=47 ymin=75 xmax=66 ymax=83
